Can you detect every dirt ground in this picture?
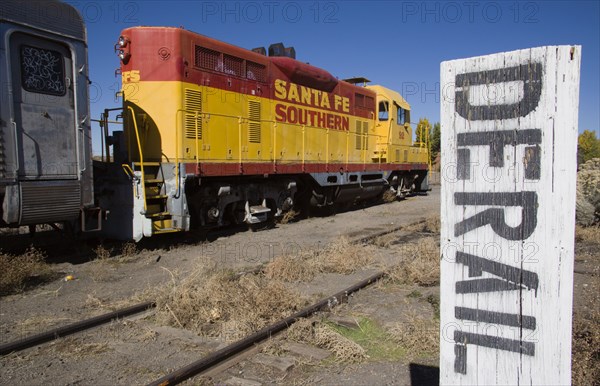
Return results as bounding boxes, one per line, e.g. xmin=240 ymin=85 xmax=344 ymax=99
xmin=0 ymin=186 xmax=598 ymax=385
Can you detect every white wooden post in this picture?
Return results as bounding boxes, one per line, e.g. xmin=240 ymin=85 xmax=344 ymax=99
xmin=440 ymin=46 xmax=581 ymax=385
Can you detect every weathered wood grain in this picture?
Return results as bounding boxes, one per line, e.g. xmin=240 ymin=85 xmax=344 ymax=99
xmin=440 ymin=46 xmax=581 ymax=385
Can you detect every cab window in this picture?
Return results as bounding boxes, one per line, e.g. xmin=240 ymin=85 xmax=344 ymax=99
xmin=397 ymin=105 xmax=405 ymax=124
xmin=378 ymin=101 xmax=389 ymax=121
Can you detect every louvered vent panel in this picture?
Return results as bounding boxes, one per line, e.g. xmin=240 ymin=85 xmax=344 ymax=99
xmin=185 ymin=89 xmax=202 ymax=140
xmin=355 ymin=120 xmax=362 ymax=150
xmin=20 ymin=181 xmax=81 ymax=224
xmin=248 ymin=100 xmax=261 ymax=143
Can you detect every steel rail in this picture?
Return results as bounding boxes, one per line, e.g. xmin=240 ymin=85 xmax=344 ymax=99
xmin=0 ymin=301 xmax=156 ymax=356
xmin=147 ymin=271 xmax=386 ymax=386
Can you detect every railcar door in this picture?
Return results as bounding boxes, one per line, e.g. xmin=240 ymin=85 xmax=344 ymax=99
xmin=9 ymin=32 xmax=78 ymax=179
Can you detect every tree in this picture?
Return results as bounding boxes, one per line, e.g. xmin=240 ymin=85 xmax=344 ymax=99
xmin=430 ymin=122 xmax=441 ymax=160
xmin=415 ymin=117 xmax=431 ymax=144
xmin=577 ymin=130 xmax=600 ymax=164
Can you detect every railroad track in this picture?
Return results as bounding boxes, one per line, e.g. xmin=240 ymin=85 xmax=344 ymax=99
xmin=0 ymin=272 xmax=389 ymax=384
xmin=0 ymin=302 xmax=156 ymax=356
xmin=0 ymin=221 xmax=436 ymax=384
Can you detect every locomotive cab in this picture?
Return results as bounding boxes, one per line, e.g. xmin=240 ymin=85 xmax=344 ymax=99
xmin=367 ymin=85 xmax=429 ymax=194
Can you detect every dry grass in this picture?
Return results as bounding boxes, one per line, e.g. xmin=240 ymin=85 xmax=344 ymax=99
xmin=388 ymin=313 xmax=439 ymax=359
xmin=87 ymin=242 xmax=143 ymax=282
xmin=93 ymin=244 xmax=112 ymax=260
xmin=382 ymin=189 xmax=397 ymax=203
xmin=572 ymin=310 xmax=600 ymax=386
xmin=51 ymin=337 xmax=110 ymax=358
xmin=313 ymin=324 xmax=367 ymax=363
xmin=279 ymin=210 xmax=299 ymax=224
xmin=265 ymin=237 xmax=374 ymax=282
xmin=84 ymin=293 xmax=143 ymax=312
xmin=154 ymin=269 xmax=307 ymax=341
xmin=121 ymin=242 xmax=137 ymax=257
xmin=403 ymin=215 xmax=441 ymax=234
xmin=386 ymin=237 xmax=440 ymax=286
xmin=286 ymin=318 xmax=316 ymax=343
xmin=575 ymin=225 xmax=600 ymax=245
xmin=261 ymin=337 xmax=288 ymax=356
xmin=575 ymin=225 xmax=600 ymax=264
xmin=4 ymin=315 xmax=72 ymax=338
xmin=0 ymin=247 xmax=54 ymax=296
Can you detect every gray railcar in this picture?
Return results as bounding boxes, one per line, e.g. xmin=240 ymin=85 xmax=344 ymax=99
xmin=0 ymin=0 xmax=93 ymax=228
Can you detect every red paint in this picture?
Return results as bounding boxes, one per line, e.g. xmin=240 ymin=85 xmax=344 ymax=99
xmin=270 ymin=56 xmax=338 ymax=92
xmin=184 ymin=162 xmax=428 ymax=177
xmin=119 ymin=27 xmax=377 ymax=120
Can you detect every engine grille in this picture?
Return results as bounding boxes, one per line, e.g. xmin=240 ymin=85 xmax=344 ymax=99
xmin=248 ymin=100 xmax=261 ymax=143
xmin=20 ymin=180 xmax=81 ymax=224
xmin=184 ymin=89 xmax=202 ymax=140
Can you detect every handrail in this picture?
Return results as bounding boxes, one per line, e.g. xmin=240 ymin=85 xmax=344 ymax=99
xmin=174 ymin=109 xmax=180 ymax=199
xmin=127 ymin=106 xmax=147 ymax=213
xmin=121 ymin=163 xmax=135 ymax=179
xmin=11 ymin=121 xmax=19 ymax=175
xmin=194 ymin=111 xmax=200 ymax=168
xmin=171 ymin=108 xmax=403 ymax=175
xmin=272 ymin=121 xmax=276 ymax=165
xmin=238 ymin=117 xmax=243 ymax=171
xmin=273 ymin=121 xmax=278 ymax=172
xmin=345 ymin=130 xmax=349 ymax=170
xmin=326 ymin=128 xmax=329 ymax=167
xmin=302 ymin=125 xmax=305 ymax=171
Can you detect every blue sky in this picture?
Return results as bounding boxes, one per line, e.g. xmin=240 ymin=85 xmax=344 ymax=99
xmin=67 ymin=0 xmax=600 ymax=154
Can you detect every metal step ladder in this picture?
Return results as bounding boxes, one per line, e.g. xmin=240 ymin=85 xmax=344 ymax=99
xmin=132 ymin=162 xmax=182 ymax=235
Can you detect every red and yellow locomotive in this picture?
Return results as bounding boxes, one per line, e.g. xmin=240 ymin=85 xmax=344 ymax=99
xmin=98 ymin=27 xmax=429 ymax=240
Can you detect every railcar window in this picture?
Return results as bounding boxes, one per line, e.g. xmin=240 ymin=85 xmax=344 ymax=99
xmin=20 ymin=45 xmax=66 ymax=96
xmin=378 ymin=101 xmax=389 ymax=121
xmin=397 ymin=105 xmax=405 ymax=124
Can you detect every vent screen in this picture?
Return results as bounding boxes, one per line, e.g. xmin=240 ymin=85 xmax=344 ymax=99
xmin=195 ymin=46 xmax=219 ymax=70
xmin=184 ymin=89 xmax=202 ymax=140
xmin=247 ymin=61 xmax=266 ymax=82
xmin=355 ymin=121 xmax=369 ymax=150
xmin=248 ymin=100 xmax=261 ymax=143
xmin=355 ymin=120 xmax=362 ymax=150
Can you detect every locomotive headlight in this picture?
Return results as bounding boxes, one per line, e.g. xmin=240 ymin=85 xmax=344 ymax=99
xmin=118 ymin=50 xmax=131 ymax=61
xmin=118 ymin=36 xmax=129 ymax=47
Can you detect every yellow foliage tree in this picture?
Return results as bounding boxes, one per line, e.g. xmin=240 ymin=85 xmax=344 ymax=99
xmin=578 ymin=130 xmax=600 ymax=164
xmin=415 ymin=118 xmax=431 ymax=144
